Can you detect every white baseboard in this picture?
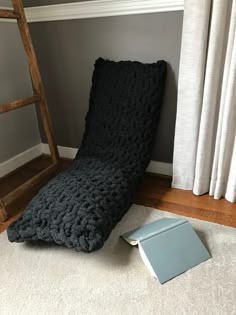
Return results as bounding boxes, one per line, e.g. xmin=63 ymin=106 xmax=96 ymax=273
xmin=42 ymin=143 xmax=173 ymax=176
xmin=41 ymin=143 xmax=78 ymax=159
xmin=147 ymin=160 xmax=172 ymax=176
xmin=0 ymin=143 xmax=172 ymax=178
xmin=0 ymin=144 xmax=42 ymax=178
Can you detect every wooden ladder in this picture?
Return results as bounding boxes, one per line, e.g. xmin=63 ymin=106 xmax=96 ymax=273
xmin=0 ymin=0 xmax=59 ymax=222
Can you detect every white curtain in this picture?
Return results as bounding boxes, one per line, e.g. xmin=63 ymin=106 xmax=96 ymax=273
xmin=172 ymin=0 xmax=236 ymax=203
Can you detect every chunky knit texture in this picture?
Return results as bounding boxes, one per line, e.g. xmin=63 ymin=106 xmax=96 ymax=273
xmin=7 ymin=58 xmax=167 ymax=252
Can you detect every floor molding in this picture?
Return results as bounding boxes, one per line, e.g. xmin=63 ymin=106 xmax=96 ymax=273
xmin=41 ymin=143 xmax=78 ymax=159
xmin=42 ymin=143 xmax=173 ymax=176
xmin=0 ymin=143 xmax=172 ymax=178
xmin=15 ymin=0 xmax=184 ymax=23
xmin=147 ymin=160 xmax=173 ymax=176
xmin=0 ymin=144 xmax=42 ymax=178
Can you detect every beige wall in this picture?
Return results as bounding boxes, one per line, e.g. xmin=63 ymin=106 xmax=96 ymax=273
xmin=3 ymin=1 xmax=183 ymax=164
xmin=0 ymin=0 xmax=12 ymax=6
xmin=27 ymin=12 xmax=183 ymax=163
xmin=28 ymin=11 xmax=183 ymax=163
xmin=0 ymin=22 xmax=41 ymax=163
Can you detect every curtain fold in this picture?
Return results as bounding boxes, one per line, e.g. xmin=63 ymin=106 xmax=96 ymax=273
xmin=172 ymin=0 xmax=236 ymax=203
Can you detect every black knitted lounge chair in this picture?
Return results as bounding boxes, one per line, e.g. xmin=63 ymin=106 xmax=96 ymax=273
xmin=7 ymin=58 xmax=167 ymax=252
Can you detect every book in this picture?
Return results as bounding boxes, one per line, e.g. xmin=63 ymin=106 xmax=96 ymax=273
xmin=121 ymin=218 xmax=211 ymax=284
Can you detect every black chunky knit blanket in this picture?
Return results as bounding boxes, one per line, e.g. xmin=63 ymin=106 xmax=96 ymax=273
xmin=7 ymin=58 xmax=167 ymax=252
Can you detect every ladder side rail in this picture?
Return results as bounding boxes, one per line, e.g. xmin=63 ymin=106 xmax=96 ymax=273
xmin=12 ymin=0 xmax=59 ymax=164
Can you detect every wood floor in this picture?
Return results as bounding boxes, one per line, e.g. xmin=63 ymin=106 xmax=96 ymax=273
xmin=0 ymin=155 xmax=236 ymax=233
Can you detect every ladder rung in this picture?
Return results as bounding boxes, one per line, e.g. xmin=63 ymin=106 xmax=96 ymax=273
xmin=0 ymin=95 xmax=41 ymax=114
xmin=1 ymin=162 xmax=58 ymax=208
xmin=0 ymin=9 xmax=20 ymax=19
xmin=0 ymin=200 xmax=8 ymax=222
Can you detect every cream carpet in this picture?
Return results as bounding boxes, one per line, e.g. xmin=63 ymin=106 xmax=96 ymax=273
xmin=1 ymin=205 xmax=236 ymax=315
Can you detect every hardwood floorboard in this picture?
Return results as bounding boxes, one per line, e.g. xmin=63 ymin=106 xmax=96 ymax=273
xmin=0 ymin=155 xmax=235 ymax=233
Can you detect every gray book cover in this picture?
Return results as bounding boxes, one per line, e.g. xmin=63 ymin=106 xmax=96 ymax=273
xmin=121 ymin=218 xmax=211 ymax=284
